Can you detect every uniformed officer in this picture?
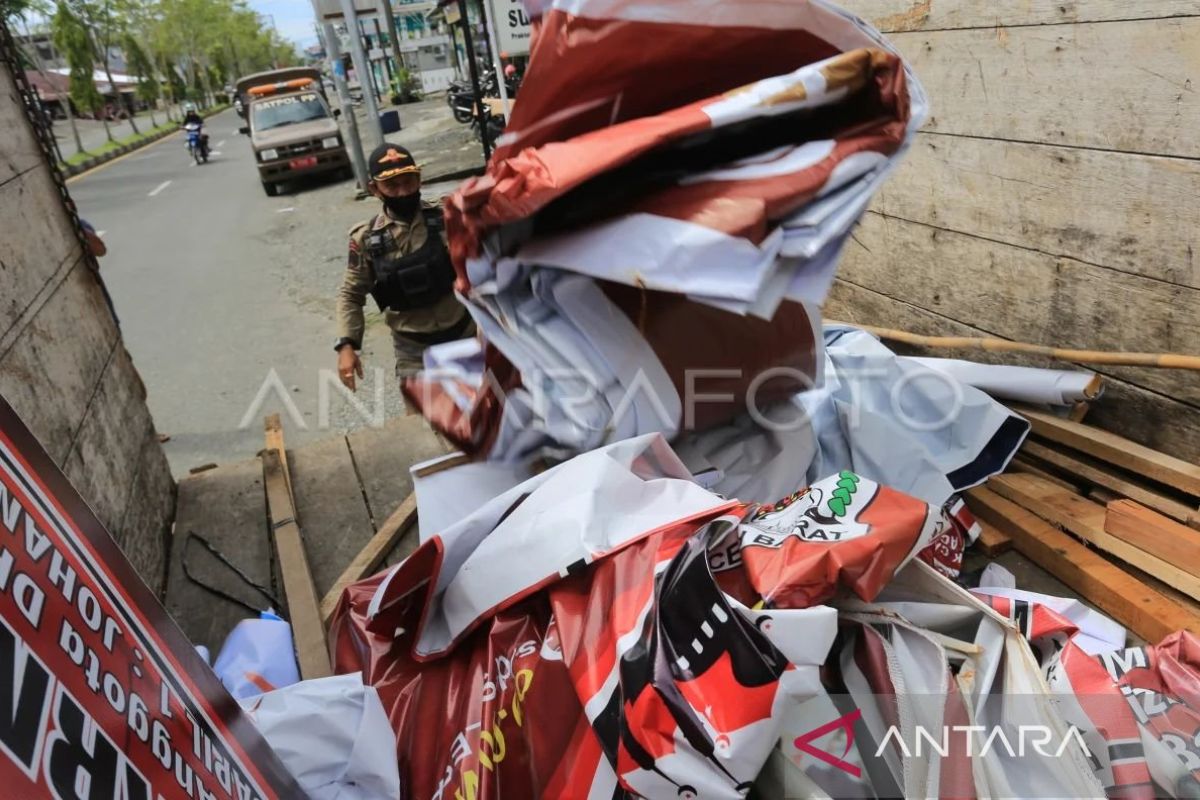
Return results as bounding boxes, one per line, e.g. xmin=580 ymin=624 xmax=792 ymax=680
xmin=335 ymin=144 xmax=473 ymax=392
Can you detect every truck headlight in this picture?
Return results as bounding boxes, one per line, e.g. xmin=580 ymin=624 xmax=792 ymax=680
xmin=322 ymin=136 xmax=340 ymax=149
xmin=261 ymin=148 xmax=278 ymax=161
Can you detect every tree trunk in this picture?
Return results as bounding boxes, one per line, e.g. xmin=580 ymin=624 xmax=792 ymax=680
xmin=157 ymin=52 xmax=175 ymax=122
xmin=65 ymin=99 xmax=85 ymax=154
xmin=103 ymin=61 xmax=137 ymax=135
xmin=19 ymin=17 xmax=83 ymax=156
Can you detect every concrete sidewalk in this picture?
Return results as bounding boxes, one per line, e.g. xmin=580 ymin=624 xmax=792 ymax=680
xmin=52 ymin=109 xmax=171 ymax=158
xmin=346 ymin=95 xmax=485 ymax=181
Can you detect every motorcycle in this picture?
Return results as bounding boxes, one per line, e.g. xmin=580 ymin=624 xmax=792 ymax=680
xmin=449 ymin=68 xmax=521 ymax=126
xmin=472 ymin=103 xmax=505 ymax=151
xmin=184 ymin=122 xmax=209 ymax=164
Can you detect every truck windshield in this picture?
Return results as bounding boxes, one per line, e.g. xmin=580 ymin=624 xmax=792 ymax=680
xmin=252 ymin=93 xmax=327 ymax=131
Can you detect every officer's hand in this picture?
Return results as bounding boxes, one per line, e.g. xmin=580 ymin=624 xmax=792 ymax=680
xmin=337 ymin=347 xmax=364 ymax=391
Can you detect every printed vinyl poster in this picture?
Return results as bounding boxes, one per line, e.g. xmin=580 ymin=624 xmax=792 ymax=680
xmin=490 ymin=0 xmax=532 ymax=55
xmin=0 ymin=395 xmax=304 ymax=799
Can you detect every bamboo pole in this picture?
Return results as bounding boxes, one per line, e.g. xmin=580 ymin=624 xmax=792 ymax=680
xmin=828 ymin=322 xmax=1200 ymax=371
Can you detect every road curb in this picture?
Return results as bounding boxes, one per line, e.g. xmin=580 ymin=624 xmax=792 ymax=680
xmin=61 ymin=105 xmax=230 ymax=180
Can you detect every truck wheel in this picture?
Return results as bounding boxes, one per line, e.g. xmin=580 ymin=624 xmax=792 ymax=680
xmin=262 ymin=181 xmax=278 ymax=197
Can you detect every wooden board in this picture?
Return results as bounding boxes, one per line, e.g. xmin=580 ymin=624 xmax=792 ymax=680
xmin=965 ymin=485 xmax=1200 ymax=641
xmin=1017 ymin=407 xmax=1200 ymax=497
xmin=838 ymin=212 xmax=1200 ymax=406
xmin=164 ymin=459 xmax=273 ymax=654
xmin=886 ymin=18 xmax=1200 ymax=158
xmin=1105 ymin=500 xmax=1200 ymax=577
xmin=1020 ymin=439 xmax=1200 ymax=526
xmin=262 ymin=448 xmax=330 ymax=680
xmin=263 ymin=413 xmax=293 ymax=504
xmin=974 ymin=519 xmax=1011 ymax=557
xmin=62 ymin=347 xmax=154 ymax=546
xmin=1008 ymin=456 xmax=1081 ymax=492
xmin=0 ymin=262 xmax=121 ymax=464
xmin=824 ymin=279 xmax=1200 ymax=463
xmin=870 ymin=134 xmax=1200 ymax=291
xmin=115 ymin=428 xmax=177 ymax=595
xmin=320 ymin=492 xmax=417 ymax=624
xmin=985 ymin=474 xmax=1200 ymax=603
xmin=0 ymin=165 xmax=82 ymax=342
xmin=285 ymin=435 xmax=376 ymax=598
xmin=0 ymin=60 xmax=48 ymax=184
xmin=839 ymin=0 xmax=1200 ymax=32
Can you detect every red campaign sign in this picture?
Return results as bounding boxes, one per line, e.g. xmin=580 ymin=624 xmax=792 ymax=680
xmin=0 ymin=396 xmax=304 ymax=799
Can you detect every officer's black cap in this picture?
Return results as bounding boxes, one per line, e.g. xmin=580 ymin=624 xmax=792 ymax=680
xmin=368 ymin=143 xmax=419 ymax=182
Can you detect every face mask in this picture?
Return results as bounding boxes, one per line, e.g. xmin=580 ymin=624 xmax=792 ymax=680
xmin=382 ymin=191 xmax=420 ymax=220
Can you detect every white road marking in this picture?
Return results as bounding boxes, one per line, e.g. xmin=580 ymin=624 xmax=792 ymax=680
xmin=216 ymin=140 xmax=226 ymax=147
xmin=148 ymin=180 xmax=171 ymax=196
xmin=209 ymin=151 xmax=222 ymax=157
xmin=276 ymin=207 xmax=295 ymax=213
xmin=96 ymin=230 xmax=106 ymax=237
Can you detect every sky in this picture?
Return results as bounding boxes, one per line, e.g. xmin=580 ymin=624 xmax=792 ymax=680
xmin=249 ymin=0 xmax=321 ymax=50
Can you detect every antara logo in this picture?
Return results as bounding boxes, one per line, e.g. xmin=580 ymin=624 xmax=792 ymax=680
xmin=793 ymin=709 xmax=864 ymax=778
xmin=793 ymin=711 xmax=1094 ymax=778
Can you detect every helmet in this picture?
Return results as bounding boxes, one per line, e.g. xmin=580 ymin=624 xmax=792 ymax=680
xmin=183 ymin=101 xmax=197 ymax=112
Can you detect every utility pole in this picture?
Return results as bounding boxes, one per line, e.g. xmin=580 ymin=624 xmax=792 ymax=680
xmin=339 ymin=0 xmax=384 ymax=149
xmin=311 ymin=2 xmax=371 ymax=195
xmin=457 ymin=0 xmax=491 ymax=161
xmin=482 ymin=0 xmax=511 ymax=117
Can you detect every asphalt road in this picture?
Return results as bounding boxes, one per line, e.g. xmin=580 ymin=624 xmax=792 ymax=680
xmin=67 ymin=108 xmax=409 ymax=475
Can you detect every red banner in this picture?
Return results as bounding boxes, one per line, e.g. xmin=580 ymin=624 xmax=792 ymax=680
xmin=0 ymin=396 xmax=303 ymax=799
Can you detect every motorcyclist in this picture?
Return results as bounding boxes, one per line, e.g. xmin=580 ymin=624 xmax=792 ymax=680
xmin=181 ymin=105 xmax=208 ymax=158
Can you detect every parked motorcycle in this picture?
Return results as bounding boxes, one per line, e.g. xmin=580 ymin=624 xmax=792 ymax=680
xmin=184 ymin=122 xmax=209 ymax=164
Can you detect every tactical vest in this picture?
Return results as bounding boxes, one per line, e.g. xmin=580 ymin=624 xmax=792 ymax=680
xmin=365 ymin=208 xmax=455 ymax=313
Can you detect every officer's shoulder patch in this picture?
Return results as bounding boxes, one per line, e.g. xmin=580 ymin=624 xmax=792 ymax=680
xmin=348 ymin=219 xmax=371 ymax=240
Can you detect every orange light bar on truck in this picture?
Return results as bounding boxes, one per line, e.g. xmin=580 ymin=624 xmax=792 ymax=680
xmin=247 ymin=78 xmax=316 ymax=97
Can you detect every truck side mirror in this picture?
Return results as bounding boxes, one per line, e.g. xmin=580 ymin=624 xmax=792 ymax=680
xmin=332 ymin=108 xmax=342 ymax=118
xmin=238 ymin=125 xmax=249 ymax=135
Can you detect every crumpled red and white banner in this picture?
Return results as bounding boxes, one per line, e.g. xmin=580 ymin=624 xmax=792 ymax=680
xmin=404 ymin=0 xmax=928 ymax=462
xmin=329 ymin=448 xmax=939 ymax=799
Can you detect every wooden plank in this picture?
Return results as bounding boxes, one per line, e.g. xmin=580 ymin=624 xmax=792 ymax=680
xmin=286 ymin=435 xmax=376 ymax=598
xmin=824 ymin=279 xmax=1200 ymax=463
xmin=839 ymin=213 xmax=1200 ymax=406
xmin=61 ymin=346 xmax=169 ymax=586
xmin=839 ymin=0 xmax=1200 ymax=32
xmin=320 ymin=492 xmax=417 ymax=624
xmin=886 ymin=18 xmax=1200 ymax=158
xmin=262 ymin=448 xmax=330 ymax=679
xmin=115 ymin=429 xmax=177 ymax=596
xmin=1008 ymin=456 xmax=1081 ymax=492
xmin=0 ymin=61 xmax=48 ymax=184
xmin=985 ymin=474 xmax=1200 ymax=603
xmin=974 ymin=519 xmax=1011 ymax=557
xmin=1106 ymin=500 xmax=1200 ymax=576
xmin=164 ymin=459 xmax=272 ymax=654
xmin=0 ymin=166 xmax=81 ymax=342
xmin=1020 ymin=439 xmax=1200 ymax=525
xmin=965 ymin=485 xmax=1200 ymax=641
xmin=1017 ymin=407 xmax=1200 ymax=497
xmin=0 ymin=262 xmax=120 ymax=464
xmin=871 ymin=135 xmax=1200 ymax=290
xmin=263 ymin=413 xmax=293 ymax=504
